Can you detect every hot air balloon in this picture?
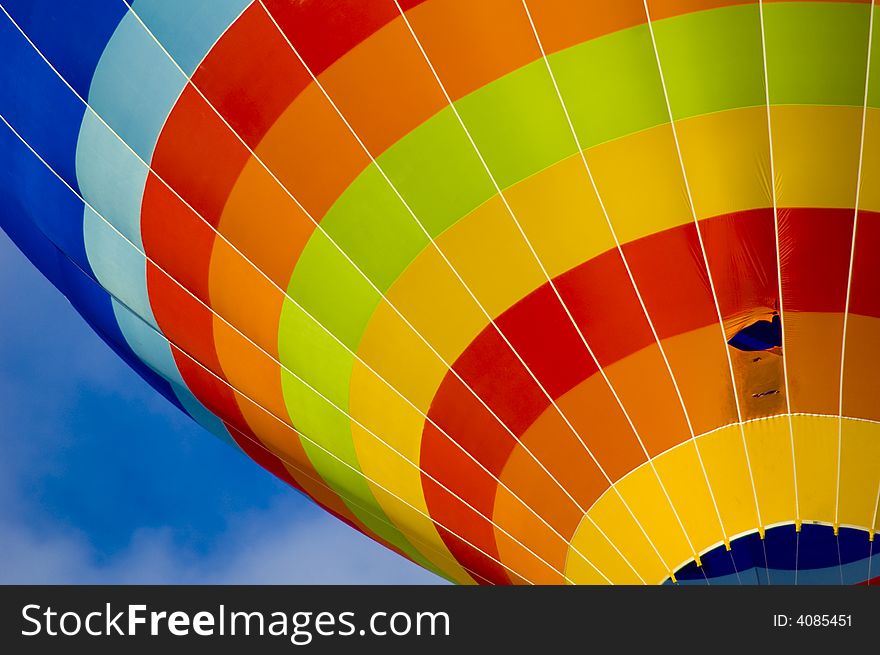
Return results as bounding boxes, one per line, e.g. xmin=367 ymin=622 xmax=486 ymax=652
xmin=1 ymin=0 xmax=879 ymax=585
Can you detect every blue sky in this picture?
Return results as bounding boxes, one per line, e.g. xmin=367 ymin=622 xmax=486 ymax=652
xmin=0 ymin=229 xmax=440 ymax=584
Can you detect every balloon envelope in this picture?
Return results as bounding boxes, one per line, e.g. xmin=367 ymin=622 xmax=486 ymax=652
xmin=1 ymin=0 xmax=879 ymax=584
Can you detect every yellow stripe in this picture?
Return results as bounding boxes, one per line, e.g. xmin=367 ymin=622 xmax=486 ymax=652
xmin=839 ymin=418 xmax=880 ymax=531
xmin=772 ymin=106 xmax=863 ymax=209
xmin=792 ymin=414 xmax=837 ymax=526
xmin=564 ymin=517 xmax=635 ymax=585
xmin=569 ymin=414 xmax=880 ymax=583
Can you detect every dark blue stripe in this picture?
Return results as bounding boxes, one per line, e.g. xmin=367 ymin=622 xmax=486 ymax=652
xmin=675 ymin=524 xmax=874 ymax=583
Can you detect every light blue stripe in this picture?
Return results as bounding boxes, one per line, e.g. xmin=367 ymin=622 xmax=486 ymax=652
xmin=132 ymin=0 xmax=253 ymax=76
xmin=77 ymin=1 xmax=250 ymax=442
xmin=82 ymin=206 xmax=155 ymax=327
xmin=85 ymin=16 xmax=184 ymax=163
xmin=76 ymin=113 xmax=149 ymax=250
xmin=83 ymin=209 xmax=234 ymax=445
xmin=113 ymin=298 xmax=237 ymax=448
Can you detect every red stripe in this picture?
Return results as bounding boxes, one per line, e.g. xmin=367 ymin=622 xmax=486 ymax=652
xmin=780 ymin=208 xmax=853 ymax=313
xmin=263 ymin=0 xmax=426 ymax=74
xmin=192 ymin=5 xmax=313 ymax=148
xmin=421 ymin=207 xmax=878 ymax=567
xmin=849 ymin=210 xmax=880 ymax=316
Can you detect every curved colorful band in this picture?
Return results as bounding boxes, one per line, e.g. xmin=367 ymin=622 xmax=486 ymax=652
xmin=3 ymin=0 xmax=879 ymax=584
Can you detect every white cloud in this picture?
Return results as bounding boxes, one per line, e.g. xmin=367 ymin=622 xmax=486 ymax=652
xmin=0 ymin=497 xmax=444 ymax=584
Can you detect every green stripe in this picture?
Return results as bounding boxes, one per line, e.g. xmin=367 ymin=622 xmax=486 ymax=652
xmin=454 ymin=56 xmax=579 ymax=188
xmin=278 ymin=238 xmax=441 ymax=571
xmin=277 ymin=1 xmax=873 ymax=560
xmin=651 ymin=4 xmax=766 ymax=118
xmin=552 ymin=22 xmax=669 ymax=145
xmin=765 ymin=2 xmax=871 ymax=106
